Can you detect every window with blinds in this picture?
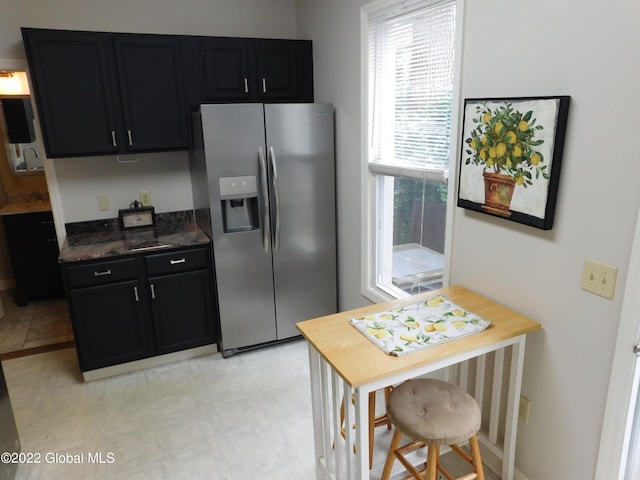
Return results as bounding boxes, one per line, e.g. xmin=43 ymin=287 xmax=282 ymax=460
xmin=364 ymin=0 xmax=457 ymax=300
xmin=368 ymin=0 xmax=456 ymax=180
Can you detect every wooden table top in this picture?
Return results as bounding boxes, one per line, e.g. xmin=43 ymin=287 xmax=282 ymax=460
xmin=296 ymin=285 xmax=541 ymax=388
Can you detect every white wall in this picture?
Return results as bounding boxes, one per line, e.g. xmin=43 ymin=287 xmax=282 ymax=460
xmin=0 ymin=0 xmax=298 ymax=228
xmin=0 ymin=0 xmax=297 ymax=59
xmin=296 ymin=0 xmax=640 ymax=478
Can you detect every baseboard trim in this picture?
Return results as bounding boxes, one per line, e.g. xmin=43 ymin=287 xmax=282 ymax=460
xmin=479 ymin=436 xmax=530 ymax=480
xmin=82 ymin=344 xmax=218 ymax=381
xmin=0 ymin=341 xmax=75 ymax=361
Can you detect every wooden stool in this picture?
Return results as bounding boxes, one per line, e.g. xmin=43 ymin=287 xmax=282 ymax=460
xmin=381 ymin=379 xmax=485 ymax=480
xmin=339 ymin=386 xmax=393 ymax=469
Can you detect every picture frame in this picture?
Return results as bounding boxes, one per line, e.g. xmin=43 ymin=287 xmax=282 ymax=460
xmin=457 ymin=95 xmax=570 ymax=230
xmin=118 ymin=206 xmax=156 ymax=230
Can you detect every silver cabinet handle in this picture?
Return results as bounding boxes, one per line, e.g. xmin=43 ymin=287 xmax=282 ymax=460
xmin=262 ymin=78 xmax=267 ymax=93
xmin=134 ymin=286 xmax=139 ymax=302
xmin=169 ymin=258 xmax=186 ymax=265
xmin=93 ymin=269 xmax=112 ymax=277
xmin=150 ymin=284 xmax=156 ymax=299
xmin=244 ymin=78 xmax=248 ymax=93
xmin=111 ymin=131 xmax=117 ymax=147
xmin=258 ymin=146 xmax=271 ymax=255
xmin=127 ymin=130 xmax=133 ymax=146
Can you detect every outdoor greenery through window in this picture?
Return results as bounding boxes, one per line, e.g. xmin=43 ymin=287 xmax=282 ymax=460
xmin=366 ymin=0 xmax=456 ymax=298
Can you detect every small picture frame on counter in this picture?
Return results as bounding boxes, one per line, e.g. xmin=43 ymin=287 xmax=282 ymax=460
xmin=118 ymin=205 xmax=156 ymax=230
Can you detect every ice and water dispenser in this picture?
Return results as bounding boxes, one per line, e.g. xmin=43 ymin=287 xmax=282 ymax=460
xmin=219 ymin=176 xmax=260 ymax=233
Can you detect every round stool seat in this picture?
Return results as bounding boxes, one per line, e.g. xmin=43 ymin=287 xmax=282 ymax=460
xmin=387 ymin=378 xmax=481 ymax=446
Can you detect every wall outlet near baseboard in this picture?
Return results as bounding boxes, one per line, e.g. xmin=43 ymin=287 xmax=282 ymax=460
xmin=519 ymin=395 xmax=531 ymax=424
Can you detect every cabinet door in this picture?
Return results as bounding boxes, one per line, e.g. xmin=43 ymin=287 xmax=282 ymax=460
xmin=68 ymin=280 xmax=154 ymax=371
xmin=21 ymin=28 xmax=122 ymax=158
xmin=2 ymin=211 xmax=64 ymax=306
xmin=114 ymin=35 xmax=189 ymax=151
xmin=148 ymin=269 xmax=215 ymax=355
xmin=202 ymin=38 xmax=254 ymax=101
xmin=254 ymin=39 xmax=300 ymax=100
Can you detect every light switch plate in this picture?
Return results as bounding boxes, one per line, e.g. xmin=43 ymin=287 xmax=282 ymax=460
xmin=581 ymin=259 xmax=618 ymax=300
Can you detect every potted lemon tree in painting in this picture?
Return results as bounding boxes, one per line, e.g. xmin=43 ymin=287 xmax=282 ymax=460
xmin=457 ymin=96 xmax=570 ymax=230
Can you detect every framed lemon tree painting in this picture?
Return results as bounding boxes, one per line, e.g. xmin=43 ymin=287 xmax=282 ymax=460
xmin=457 ymin=96 xmax=570 ymax=230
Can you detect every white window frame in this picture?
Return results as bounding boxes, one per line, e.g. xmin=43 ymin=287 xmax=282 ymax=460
xmin=360 ymin=0 xmax=465 ymax=303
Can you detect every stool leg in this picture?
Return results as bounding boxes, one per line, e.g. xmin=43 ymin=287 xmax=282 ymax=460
xmin=383 ymin=386 xmax=392 ymax=429
xmin=427 ymin=444 xmax=439 ymax=480
xmin=381 ymin=427 xmax=403 ymax=480
xmin=468 ymin=435 xmax=485 ymax=480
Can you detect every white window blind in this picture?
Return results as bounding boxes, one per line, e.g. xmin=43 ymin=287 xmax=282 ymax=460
xmin=368 ymin=0 xmax=456 ymax=180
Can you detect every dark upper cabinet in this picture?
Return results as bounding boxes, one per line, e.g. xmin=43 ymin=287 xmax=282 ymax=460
xmin=113 ymin=35 xmax=188 ymax=152
xmin=22 ymin=29 xmax=121 ymax=157
xmin=200 ymin=37 xmax=313 ymax=104
xmin=22 ymin=28 xmax=189 ymax=158
xmin=254 ymin=39 xmax=300 ymax=100
xmin=202 ymin=37 xmax=254 ymax=101
xmin=21 ymin=28 xmax=314 ymax=158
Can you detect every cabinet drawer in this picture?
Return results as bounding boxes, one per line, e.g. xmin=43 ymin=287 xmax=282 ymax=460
xmin=66 ymin=258 xmax=138 ymax=288
xmin=145 ymin=248 xmax=208 ymax=276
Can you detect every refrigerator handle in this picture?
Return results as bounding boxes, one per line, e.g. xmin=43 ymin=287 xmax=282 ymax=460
xmin=269 ymin=146 xmax=280 ymax=252
xmin=258 ymin=146 xmax=271 ymax=254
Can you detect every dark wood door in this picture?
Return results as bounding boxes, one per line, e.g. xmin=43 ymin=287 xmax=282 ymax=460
xmin=68 ymin=280 xmax=153 ymax=371
xmin=202 ymin=37 xmax=254 ymax=101
xmin=148 ymin=269 xmax=215 ymax=354
xmin=2 ymin=211 xmax=64 ymax=306
xmin=114 ymin=34 xmax=189 ymax=152
xmin=22 ymin=28 xmax=122 ymax=158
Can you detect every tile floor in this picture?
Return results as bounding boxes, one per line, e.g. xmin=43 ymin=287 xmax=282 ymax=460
xmin=0 ymin=290 xmax=73 ymax=356
xmin=2 ymin=339 xmax=500 ymax=480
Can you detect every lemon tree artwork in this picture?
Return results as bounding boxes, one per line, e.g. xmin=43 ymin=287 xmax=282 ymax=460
xmin=349 ymin=295 xmax=491 ymax=356
xmin=457 ymin=96 xmax=570 ymax=230
xmin=464 ymin=102 xmax=547 ymax=188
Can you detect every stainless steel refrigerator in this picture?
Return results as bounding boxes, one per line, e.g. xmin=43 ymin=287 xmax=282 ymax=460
xmin=190 ymin=103 xmax=337 ymax=356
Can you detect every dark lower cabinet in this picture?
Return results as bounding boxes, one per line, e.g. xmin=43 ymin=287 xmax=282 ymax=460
xmin=1 ymin=211 xmax=64 ymax=306
xmin=62 ymin=246 xmax=217 ymax=372
xmin=69 ymin=280 xmax=154 ymax=371
xmin=149 ymin=270 xmax=215 ymax=354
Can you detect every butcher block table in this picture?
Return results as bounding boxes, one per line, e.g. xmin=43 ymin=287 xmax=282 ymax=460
xmin=296 ymin=285 xmax=541 ymax=480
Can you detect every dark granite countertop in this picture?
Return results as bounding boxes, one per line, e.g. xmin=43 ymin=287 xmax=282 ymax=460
xmin=59 ymin=211 xmax=210 ymax=263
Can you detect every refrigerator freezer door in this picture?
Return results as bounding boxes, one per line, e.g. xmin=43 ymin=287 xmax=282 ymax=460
xmin=264 ymin=103 xmax=337 ymax=340
xmin=200 ymin=104 xmax=277 ymax=352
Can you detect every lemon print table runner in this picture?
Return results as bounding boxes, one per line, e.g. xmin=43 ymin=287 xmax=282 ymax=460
xmin=349 ymin=295 xmax=491 ymax=356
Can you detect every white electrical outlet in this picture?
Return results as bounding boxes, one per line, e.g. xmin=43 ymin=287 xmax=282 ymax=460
xmin=519 ymin=395 xmax=531 ymax=424
xmin=581 ymin=259 xmax=618 ymax=300
xmin=139 ymin=191 xmax=151 ymax=206
xmin=97 ymin=195 xmax=110 ymax=211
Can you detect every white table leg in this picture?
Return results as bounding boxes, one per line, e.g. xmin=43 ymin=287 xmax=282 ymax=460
xmin=307 ymin=344 xmax=326 ymax=479
xmin=354 ymin=387 xmax=369 ymax=480
xmin=502 ymin=335 xmax=527 ymax=480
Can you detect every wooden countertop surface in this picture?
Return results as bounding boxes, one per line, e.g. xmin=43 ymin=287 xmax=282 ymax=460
xmin=296 ymin=285 xmax=542 ymax=388
xmin=0 ymin=200 xmax=52 ymax=216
